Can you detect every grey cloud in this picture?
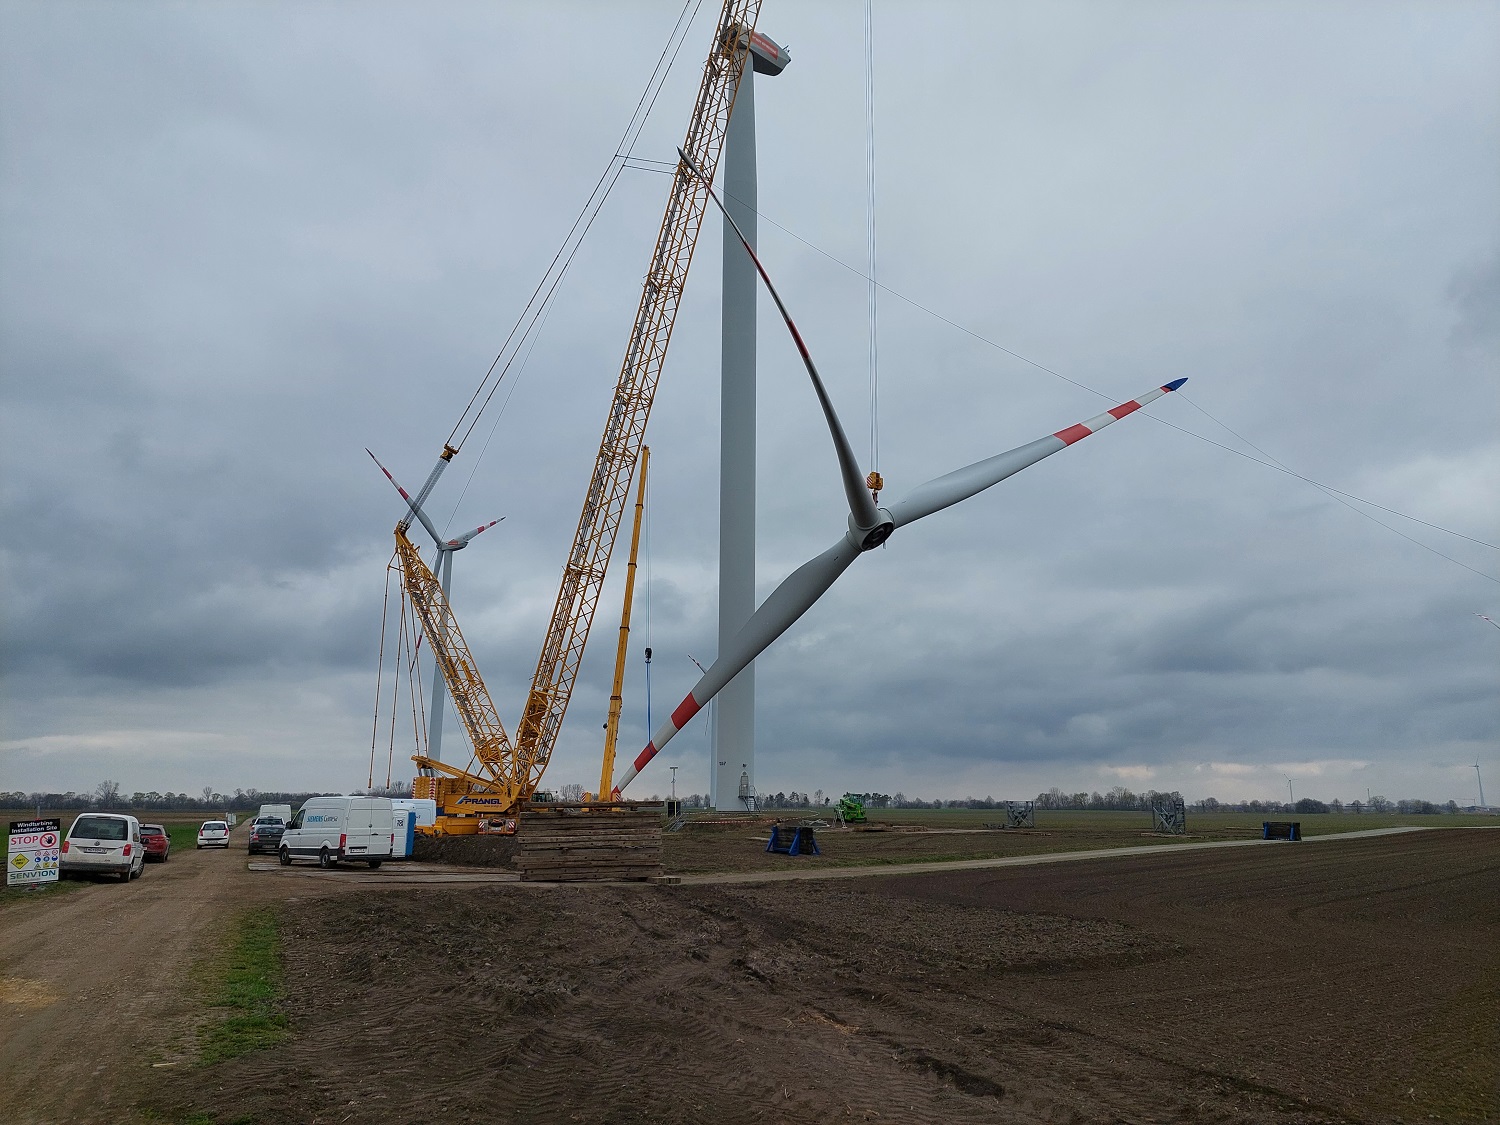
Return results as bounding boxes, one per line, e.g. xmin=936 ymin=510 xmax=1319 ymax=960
xmin=2 ymin=1 xmax=1495 ymax=803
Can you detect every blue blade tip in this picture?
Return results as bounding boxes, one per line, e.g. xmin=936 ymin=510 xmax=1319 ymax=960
xmin=1164 ymin=377 xmax=1188 ymax=391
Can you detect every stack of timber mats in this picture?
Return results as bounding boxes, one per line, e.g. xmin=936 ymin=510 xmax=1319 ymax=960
xmin=516 ymin=801 xmax=665 ymax=882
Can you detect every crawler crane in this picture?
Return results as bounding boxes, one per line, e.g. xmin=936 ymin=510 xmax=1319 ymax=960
xmin=387 ymin=1 xmax=769 ymax=833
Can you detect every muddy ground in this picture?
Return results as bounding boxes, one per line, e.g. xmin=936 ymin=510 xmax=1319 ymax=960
xmin=662 ymin=820 xmax=1212 ymax=874
xmin=128 ymin=828 xmax=1498 ymax=1125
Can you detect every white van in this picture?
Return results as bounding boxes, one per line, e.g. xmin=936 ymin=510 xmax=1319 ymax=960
xmin=278 ymin=796 xmax=393 ymax=869
xmin=257 ymin=803 xmax=293 ymax=824
xmin=60 ymin=813 xmax=145 ymax=882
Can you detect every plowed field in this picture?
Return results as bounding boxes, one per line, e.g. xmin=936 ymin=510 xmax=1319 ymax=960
xmin=141 ymin=829 xmax=1496 ymax=1124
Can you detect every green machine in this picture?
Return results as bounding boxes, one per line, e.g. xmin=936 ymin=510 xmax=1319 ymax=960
xmin=836 ymin=793 xmax=866 ymax=825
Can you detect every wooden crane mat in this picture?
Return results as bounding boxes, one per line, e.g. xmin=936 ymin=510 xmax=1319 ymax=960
xmin=516 ymin=803 xmax=665 ymax=882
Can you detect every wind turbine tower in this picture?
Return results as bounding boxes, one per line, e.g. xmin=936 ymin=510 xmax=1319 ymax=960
xmin=715 ymin=29 xmax=789 ymax=810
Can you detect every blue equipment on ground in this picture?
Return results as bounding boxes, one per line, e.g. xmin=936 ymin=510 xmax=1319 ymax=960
xmin=766 ymin=824 xmax=820 ymax=856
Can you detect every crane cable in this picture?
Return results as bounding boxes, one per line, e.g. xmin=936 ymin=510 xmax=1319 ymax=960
xmin=444 ymin=0 xmax=709 ymax=458
xmin=385 ymin=582 xmax=410 ymax=790
xmin=436 ymin=0 xmax=709 ymax=538
xmin=404 ymin=604 xmax=427 ymax=781
xmin=370 ymin=555 xmax=432 ymax=790
xmin=863 ymin=0 xmax=881 ymax=495
xmin=368 ymin=552 xmax=397 ymax=789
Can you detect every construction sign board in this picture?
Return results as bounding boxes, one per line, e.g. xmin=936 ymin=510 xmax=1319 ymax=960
xmin=8 ymin=819 xmax=62 ymax=889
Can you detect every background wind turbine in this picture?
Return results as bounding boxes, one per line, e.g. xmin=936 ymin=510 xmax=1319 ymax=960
xmin=368 ymin=449 xmax=500 ymax=764
xmin=611 ymin=150 xmax=1187 ymax=796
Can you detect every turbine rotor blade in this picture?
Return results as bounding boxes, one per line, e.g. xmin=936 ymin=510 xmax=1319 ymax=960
xmin=447 ymin=518 xmax=503 ymax=549
xmin=681 ymin=147 xmax=884 ymax=538
xmin=885 ymin=379 xmax=1187 ymax=529
xmin=366 ymin=448 xmax=444 ymax=547
xmin=613 ymin=533 xmax=862 ymax=794
xmin=405 ymin=446 xmax=458 ymax=530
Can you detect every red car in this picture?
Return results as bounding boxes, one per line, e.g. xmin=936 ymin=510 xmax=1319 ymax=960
xmin=140 ymin=823 xmax=171 ymax=862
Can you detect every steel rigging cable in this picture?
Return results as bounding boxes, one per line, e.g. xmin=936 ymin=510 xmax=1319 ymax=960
xmin=864 ymin=0 xmax=881 ymax=488
xmin=445 ymin=0 xmax=709 ymax=457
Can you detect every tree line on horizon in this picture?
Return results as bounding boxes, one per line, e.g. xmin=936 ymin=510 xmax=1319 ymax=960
xmin=0 ymin=779 xmax=1468 ymax=817
xmin=0 ymin=779 xmax=414 ymax=814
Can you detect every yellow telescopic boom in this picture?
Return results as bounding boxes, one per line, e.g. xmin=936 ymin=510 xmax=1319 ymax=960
xmin=599 ymin=446 xmax=649 ymax=797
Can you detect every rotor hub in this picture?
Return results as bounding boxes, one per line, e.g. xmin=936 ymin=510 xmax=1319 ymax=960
xmin=853 ymin=509 xmax=895 ymax=551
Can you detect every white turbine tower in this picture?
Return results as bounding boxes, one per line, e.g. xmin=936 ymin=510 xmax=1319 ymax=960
xmin=368 ymin=449 xmax=500 ymax=763
xmin=611 ymin=151 xmax=1188 ymax=795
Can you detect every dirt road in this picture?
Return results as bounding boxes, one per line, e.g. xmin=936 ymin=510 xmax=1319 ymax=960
xmin=0 ymin=838 xmax=310 ymax=1124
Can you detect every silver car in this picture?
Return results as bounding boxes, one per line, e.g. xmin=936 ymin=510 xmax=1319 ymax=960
xmin=60 ymin=813 xmax=145 ymax=883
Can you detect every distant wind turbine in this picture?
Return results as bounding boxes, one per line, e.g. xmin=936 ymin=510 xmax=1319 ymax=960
xmin=611 ymin=148 xmax=1188 ymax=796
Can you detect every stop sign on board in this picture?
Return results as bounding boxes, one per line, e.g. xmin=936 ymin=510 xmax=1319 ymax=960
xmin=8 ymin=819 xmax=61 ymax=889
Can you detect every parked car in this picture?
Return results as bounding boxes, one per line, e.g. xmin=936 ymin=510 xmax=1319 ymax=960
xmin=139 ymin=823 xmax=171 ymax=862
xmin=60 ymin=813 xmax=145 ymax=882
xmin=196 ymin=820 xmax=230 ymax=849
xmin=247 ymin=816 xmax=286 ymax=855
xmin=279 ymin=796 xmax=393 ymax=869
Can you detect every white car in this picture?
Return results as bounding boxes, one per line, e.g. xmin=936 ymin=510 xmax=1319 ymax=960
xmin=196 ymin=820 xmax=230 ymax=848
xmin=60 ymin=813 xmax=145 ymax=883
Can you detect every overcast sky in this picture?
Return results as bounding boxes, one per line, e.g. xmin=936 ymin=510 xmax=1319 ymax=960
xmin=2 ymin=1 xmax=1496 ymax=807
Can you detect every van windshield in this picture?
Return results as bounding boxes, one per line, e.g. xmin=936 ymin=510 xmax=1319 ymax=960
xmin=71 ymin=816 xmax=128 ymax=841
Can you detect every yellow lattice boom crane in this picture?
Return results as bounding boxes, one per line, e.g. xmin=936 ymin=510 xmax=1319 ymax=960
xmin=393 ymin=0 xmax=765 ymax=833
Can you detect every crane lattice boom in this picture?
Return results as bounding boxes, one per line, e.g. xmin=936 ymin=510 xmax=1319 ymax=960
xmin=511 ymin=0 xmax=762 ymax=788
xmin=394 ymin=530 xmax=523 ymax=798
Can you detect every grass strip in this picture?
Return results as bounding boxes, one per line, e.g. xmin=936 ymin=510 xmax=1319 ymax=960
xmin=167 ymin=823 xmax=202 ymax=852
xmin=199 ymin=907 xmax=288 ymax=1064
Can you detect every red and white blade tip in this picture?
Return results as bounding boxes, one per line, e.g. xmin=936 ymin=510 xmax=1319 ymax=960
xmin=365 ymin=449 xmax=412 ymax=499
xmin=1053 ymin=379 xmax=1188 ymax=447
